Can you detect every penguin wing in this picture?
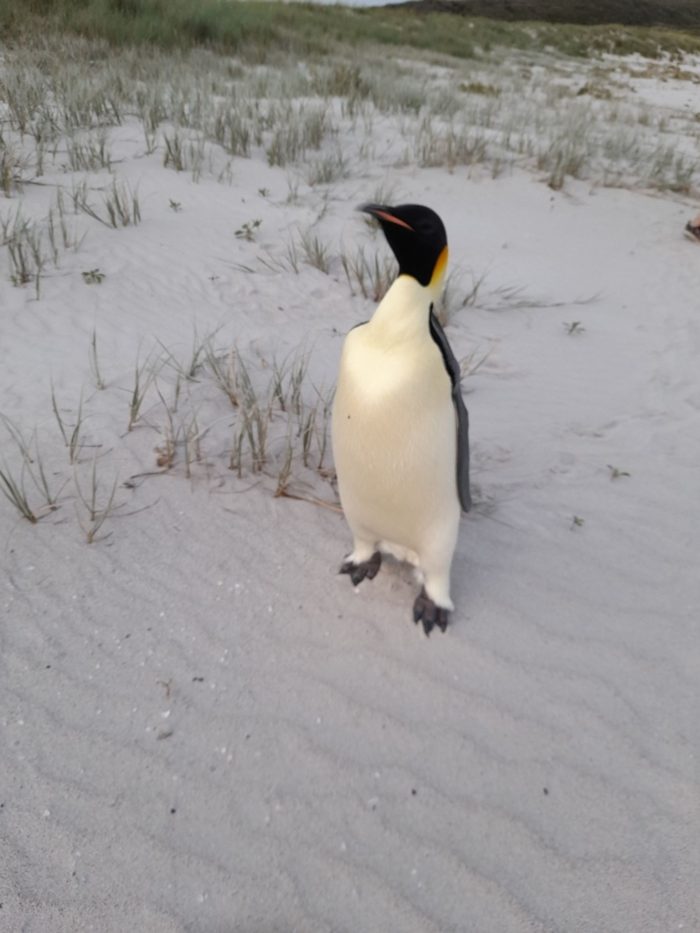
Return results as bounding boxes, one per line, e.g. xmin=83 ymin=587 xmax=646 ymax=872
xmin=429 ymin=307 xmax=472 ymax=513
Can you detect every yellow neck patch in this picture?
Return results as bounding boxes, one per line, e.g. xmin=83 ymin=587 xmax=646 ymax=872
xmin=431 ymin=245 xmax=449 ymax=288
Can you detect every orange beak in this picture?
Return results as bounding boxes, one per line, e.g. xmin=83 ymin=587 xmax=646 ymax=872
xmin=359 ymin=203 xmax=415 ymax=232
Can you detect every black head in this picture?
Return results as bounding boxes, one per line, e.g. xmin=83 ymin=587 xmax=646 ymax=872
xmin=358 ymin=203 xmax=448 ymax=288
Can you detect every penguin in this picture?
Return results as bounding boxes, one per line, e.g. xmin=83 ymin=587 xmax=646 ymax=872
xmin=332 ymin=203 xmax=471 ymax=636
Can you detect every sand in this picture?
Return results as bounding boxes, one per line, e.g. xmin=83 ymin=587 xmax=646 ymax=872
xmin=1 ymin=40 xmax=699 ymax=933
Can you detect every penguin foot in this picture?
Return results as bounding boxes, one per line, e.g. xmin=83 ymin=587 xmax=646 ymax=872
xmin=413 ymin=588 xmax=449 ymax=636
xmin=685 ymin=220 xmax=700 ymax=242
xmin=340 ymin=551 xmax=382 ymax=586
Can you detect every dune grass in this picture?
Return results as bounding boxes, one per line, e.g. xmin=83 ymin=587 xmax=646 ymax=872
xmin=2 ymin=0 xmax=700 ymax=62
xmin=409 ymin=0 xmax=700 ymax=32
xmin=0 ymin=333 xmax=339 ymax=536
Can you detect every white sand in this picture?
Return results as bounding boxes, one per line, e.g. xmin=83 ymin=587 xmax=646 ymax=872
xmin=1 ymin=42 xmax=699 ymax=933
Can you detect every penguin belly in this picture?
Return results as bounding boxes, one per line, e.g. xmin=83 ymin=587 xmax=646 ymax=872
xmin=332 ymin=326 xmax=460 ymax=571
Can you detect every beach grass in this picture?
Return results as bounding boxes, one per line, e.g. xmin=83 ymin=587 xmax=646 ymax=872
xmin=2 ymin=0 xmax=700 ymax=61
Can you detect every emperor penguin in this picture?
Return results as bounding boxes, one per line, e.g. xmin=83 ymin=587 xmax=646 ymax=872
xmin=332 ymin=203 xmax=471 ymax=635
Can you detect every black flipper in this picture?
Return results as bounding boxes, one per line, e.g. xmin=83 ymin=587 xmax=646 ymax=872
xmin=428 ymin=306 xmax=472 ymax=513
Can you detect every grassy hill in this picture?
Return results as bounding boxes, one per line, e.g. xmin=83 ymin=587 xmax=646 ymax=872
xmin=405 ymin=0 xmax=700 ymax=31
xmin=1 ymin=0 xmax=699 ymax=59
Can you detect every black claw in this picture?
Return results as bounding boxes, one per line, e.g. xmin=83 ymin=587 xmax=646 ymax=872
xmin=339 ymin=551 xmax=381 ymax=587
xmin=412 ymin=587 xmax=450 ymax=636
xmin=413 ymin=591 xmax=429 ymax=625
xmin=435 ymin=608 xmax=449 ymax=633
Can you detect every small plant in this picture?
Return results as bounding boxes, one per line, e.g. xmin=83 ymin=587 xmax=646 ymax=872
xmin=163 ymin=131 xmax=206 ymax=181
xmin=66 ymin=130 xmax=112 ymax=172
xmin=0 ymin=143 xmax=26 ymax=197
xmin=182 ymin=412 xmax=202 ymax=479
xmin=0 ymin=462 xmax=38 ymax=523
xmin=235 ymin=218 xmax=262 ymax=242
xmin=539 ymin=135 xmax=588 ymax=191
xmin=82 ymin=268 xmax=105 ymax=285
xmin=154 ymin=406 xmax=179 ymax=468
xmin=27 ymin=434 xmax=64 ymax=513
xmin=259 ymin=234 xmax=301 ymax=275
xmin=226 ymin=358 xmax=271 ymax=476
xmin=298 ymin=228 xmax=331 ymax=274
xmin=163 ymin=129 xmax=185 ymax=171
xmin=416 ymin=118 xmax=489 ymax=170
xmin=75 ymin=456 xmax=120 ymax=544
xmin=274 ymin=428 xmax=295 ymax=498
xmin=74 ymin=178 xmax=141 ymax=229
xmin=460 ymin=81 xmax=501 ymax=97
xmin=0 ymin=418 xmax=63 ymax=521
xmin=306 ymin=150 xmax=348 ymax=186
xmin=239 ymin=395 xmax=270 ymax=474
xmin=51 ymin=387 xmax=85 ymax=464
xmin=0 ymin=206 xmax=19 ymax=245
xmin=286 ymin=351 xmax=310 ymax=417
xmin=159 ymin=326 xmax=214 ymax=384
xmin=205 ymin=342 xmax=239 ymax=407
xmin=48 ymin=189 xmax=85 ymax=255
xmin=563 ymin=321 xmax=585 ymax=334
xmin=153 ymin=381 xmax=176 ymax=467
xmin=155 ymin=437 xmax=177 ymax=469
xmin=6 ymin=220 xmax=47 ymax=299
xmin=341 ymin=244 xmax=395 ymax=301
xmin=266 ymin=122 xmax=301 ymax=168
xmin=313 ymin=386 xmax=334 ymax=472
xmin=127 ymin=355 xmax=158 ymax=432
xmin=104 ymin=178 xmax=141 ymax=228
xmin=209 ymin=107 xmax=250 ymax=157
xmin=607 ymin=465 xmax=631 ymax=480
xmin=169 ymin=199 xmax=182 ymax=212
xmin=571 ymin=515 xmax=585 ymax=529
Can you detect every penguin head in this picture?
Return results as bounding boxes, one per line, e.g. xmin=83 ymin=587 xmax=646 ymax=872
xmin=358 ymin=203 xmax=448 ymax=291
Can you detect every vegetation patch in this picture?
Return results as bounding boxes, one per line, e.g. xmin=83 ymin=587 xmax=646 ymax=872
xmin=2 ymin=0 xmax=700 ymax=61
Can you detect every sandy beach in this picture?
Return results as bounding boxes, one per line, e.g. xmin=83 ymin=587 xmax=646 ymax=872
xmin=1 ymin=27 xmax=699 ymax=932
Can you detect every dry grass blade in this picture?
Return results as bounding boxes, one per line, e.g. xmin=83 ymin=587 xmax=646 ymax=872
xmin=204 ymin=342 xmax=239 ymax=407
xmin=128 ymin=354 xmax=159 ymax=431
xmin=26 ymin=434 xmax=65 ymax=511
xmin=274 ymin=426 xmax=295 ymax=497
xmin=63 ymin=390 xmax=85 ymax=464
xmin=0 ymin=462 xmax=39 ymax=523
xmin=89 ymin=328 xmax=107 ymax=389
xmin=1 ymin=413 xmax=33 ymax=464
